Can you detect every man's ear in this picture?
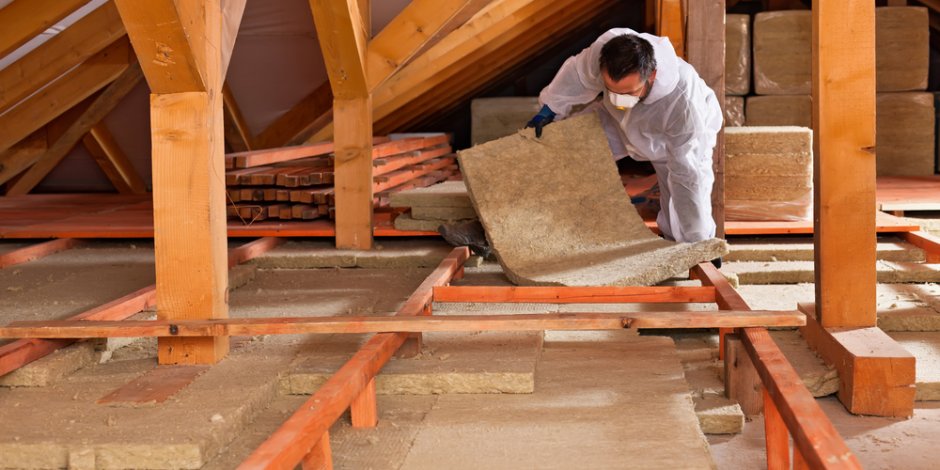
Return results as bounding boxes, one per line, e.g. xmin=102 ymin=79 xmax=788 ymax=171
xmin=649 ymin=69 xmax=658 ymax=83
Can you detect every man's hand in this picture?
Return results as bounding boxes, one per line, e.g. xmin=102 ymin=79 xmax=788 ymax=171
xmin=525 ymin=105 xmax=556 ymax=138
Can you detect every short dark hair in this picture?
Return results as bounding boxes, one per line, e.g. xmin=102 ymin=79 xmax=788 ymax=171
xmin=599 ymin=35 xmax=656 ymax=81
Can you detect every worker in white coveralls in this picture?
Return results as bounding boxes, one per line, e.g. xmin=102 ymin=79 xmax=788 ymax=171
xmin=526 ymin=28 xmax=723 ymax=245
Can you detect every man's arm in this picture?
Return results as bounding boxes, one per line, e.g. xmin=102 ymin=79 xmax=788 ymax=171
xmin=538 ymin=33 xmax=614 ymax=117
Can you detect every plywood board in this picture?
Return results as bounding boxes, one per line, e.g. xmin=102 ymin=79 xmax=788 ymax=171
xmin=457 ymin=113 xmax=727 ymax=287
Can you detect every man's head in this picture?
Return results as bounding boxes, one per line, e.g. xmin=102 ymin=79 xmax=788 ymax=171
xmin=600 ymin=35 xmax=657 ymax=107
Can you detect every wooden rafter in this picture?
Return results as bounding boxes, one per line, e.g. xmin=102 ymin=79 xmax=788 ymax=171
xmin=0 ymin=0 xmax=88 ymax=58
xmin=309 ymin=0 xmax=369 ymax=99
xmin=366 ymin=0 xmax=490 ymax=91
xmin=0 ymin=131 xmax=46 ymax=186
xmin=113 ymin=0 xmax=208 ymax=93
xmin=6 ymin=62 xmax=144 ymax=196
xmin=222 ymin=82 xmax=254 ymax=151
xmin=83 ymin=123 xmax=148 ymax=194
xmin=0 ymin=1 xmax=126 ymax=115
xmin=0 ymin=38 xmax=131 ymax=154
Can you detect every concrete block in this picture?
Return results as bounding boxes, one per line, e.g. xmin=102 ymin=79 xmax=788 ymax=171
xmin=389 ymin=180 xmax=472 ymax=208
xmin=753 ymin=11 xmax=812 ymax=95
xmin=0 ymin=341 xmax=97 ymax=388
xmin=458 ymin=113 xmax=727 ymax=287
xmin=876 ymin=7 xmax=929 ymax=92
xmin=470 ymin=97 xmax=541 ymax=146
xmin=725 ymin=14 xmax=751 ymax=96
xmin=724 ymin=96 xmax=745 ymax=127
xmin=746 ymin=95 xmax=812 ymax=127
xmin=877 ymin=92 xmax=935 ymax=176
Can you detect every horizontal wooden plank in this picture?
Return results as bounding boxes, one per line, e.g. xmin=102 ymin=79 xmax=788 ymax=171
xmin=433 ymin=286 xmax=717 ymax=304
xmin=372 ymin=135 xmax=449 ymax=159
xmin=0 ymin=238 xmax=84 ymax=269
xmin=0 ymin=310 xmax=806 ymax=338
xmin=902 ymin=231 xmax=940 ymax=263
xmin=229 ymin=141 xmax=335 ymax=168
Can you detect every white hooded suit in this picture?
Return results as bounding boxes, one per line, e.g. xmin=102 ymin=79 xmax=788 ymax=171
xmin=539 ymin=28 xmax=723 ymax=243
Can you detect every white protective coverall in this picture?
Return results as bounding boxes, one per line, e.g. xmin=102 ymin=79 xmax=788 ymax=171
xmin=539 ymin=28 xmax=723 ymax=243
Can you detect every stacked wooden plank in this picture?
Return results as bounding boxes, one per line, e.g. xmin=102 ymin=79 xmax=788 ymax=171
xmin=225 ymin=135 xmax=458 ymax=222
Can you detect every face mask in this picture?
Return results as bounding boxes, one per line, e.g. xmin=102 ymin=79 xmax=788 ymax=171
xmin=609 ymin=91 xmax=640 ymax=110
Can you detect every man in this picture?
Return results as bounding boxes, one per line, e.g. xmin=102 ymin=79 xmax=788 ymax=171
xmin=527 ymin=28 xmax=722 ymax=244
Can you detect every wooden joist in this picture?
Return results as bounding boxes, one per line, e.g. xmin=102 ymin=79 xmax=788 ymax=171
xmin=0 ymin=310 xmax=806 ymax=339
xmin=0 ymin=131 xmax=47 ymax=186
xmin=0 ymin=1 xmax=126 ymax=114
xmin=433 ymin=286 xmax=718 ymax=304
xmin=0 ymin=238 xmax=84 ymax=269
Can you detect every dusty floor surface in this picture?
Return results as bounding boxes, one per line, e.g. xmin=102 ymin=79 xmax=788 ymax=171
xmin=2 ymin=239 xmax=940 ymax=468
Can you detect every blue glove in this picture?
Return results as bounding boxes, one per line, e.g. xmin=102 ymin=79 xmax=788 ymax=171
xmin=525 ymin=105 xmax=556 ymax=138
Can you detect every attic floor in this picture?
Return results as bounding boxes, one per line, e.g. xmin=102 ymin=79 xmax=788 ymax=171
xmin=0 ymin=240 xmax=939 ymax=468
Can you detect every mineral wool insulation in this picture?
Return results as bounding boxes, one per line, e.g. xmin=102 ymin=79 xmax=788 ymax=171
xmin=457 ymin=113 xmax=728 ymax=287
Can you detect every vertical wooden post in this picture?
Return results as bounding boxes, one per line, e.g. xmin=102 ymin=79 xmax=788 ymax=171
xmin=301 ymin=431 xmax=334 ymax=470
xmin=310 ymin=0 xmax=373 ymax=249
xmin=333 ymin=98 xmax=374 ymax=249
xmin=763 ymin=387 xmax=790 ymax=470
xmin=350 ymin=377 xmax=378 ymax=428
xmin=812 ymin=0 xmax=877 ymax=328
xmin=117 ymin=0 xmax=230 ymax=364
xmin=724 ymin=333 xmax=763 ymax=416
xmin=686 ymin=0 xmax=726 ymax=238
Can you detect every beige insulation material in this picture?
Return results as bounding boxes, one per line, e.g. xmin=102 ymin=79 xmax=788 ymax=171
xmin=888 ymin=332 xmax=940 ymax=400
xmin=770 ymin=331 xmax=839 ymax=397
xmin=458 ymin=113 xmax=727 ymax=287
xmin=695 ymin=396 xmax=745 ymax=434
xmin=470 ymin=97 xmax=542 ymax=145
xmin=726 ymin=238 xmax=926 ymax=263
xmin=726 ymin=14 xmax=751 ymax=96
xmin=877 ymin=92 xmax=935 ymax=176
xmin=876 ymin=7 xmax=929 ymax=92
xmin=753 ymin=11 xmax=812 ymax=95
xmin=389 ymin=180 xmax=473 ymax=208
xmin=724 ymin=96 xmax=745 ymax=127
xmin=412 ymin=205 xmax=478 ymax=221
xmin=724 ymin=126 xmax=813 ymax=221
xmin=0 ymin=342 xmax=97 ymax=388
xmin=746 ymin=95 xmax=812 ymax=127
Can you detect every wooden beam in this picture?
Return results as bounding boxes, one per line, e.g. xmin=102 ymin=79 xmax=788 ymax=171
xmin=227 ymin=237 xmax=283 ymax=268
xmin=350 ymin=378 xmax=378 ymax=428
xmin=254 ymin=81 xmax=333 ymax=148
xmin=763 ymin=386 xmax=790 ymax=470
xmin=798 ymin=303 xmax=915 ymax=417
xmin=686 ymin=0 xmax=725 ymax=238
xmin=724 ymin=333 xmax=762 ymax=416
xmin=240 ymin=247 xmax=469 ymax=468
xmin=221 ymin=0 xmax=248 ymax=79
xmin=0 ymin=131 xmax=47 ymax=186
xmin=0 ymin=38 xmax=131 ymax=154
xmin=0 ymin=1 xmax=126 ymax=114
xmin=310 ymin=0 xmax=369 ymax=99
xmin=366 ymin=0 xmax=490 ymax=91
xmin=812 ymin=0 xmax=877 ymax=328
xmin=0 ymin=310 xmax=807 ymax=338
xmin=113 ymin=0 xmax=208 ymax=93
xmin=301 ymin=432 xmax=334 ymax=470
xmin=84 ymin=122 xmax=148 ymax=194
xmin=333 ymin=97 xmax=374 ymax=249
xmin=0 ymin=285 xmax=156 ymax=377
xmin=0 ymin=238 xmax=84 ymax=269
xmin=658 ymin=0 xmax=686 ymax=59
xmin=228 ymin=141 xmax=334 ymax=169
xmin=433 ymin=285 xmax=717 ymax=304
xmin=901 ymin=231 xmax=940 ymax=263
xmin=0 ymin=0 xmax=88 ymax=58
xmin=6 ymin=62 xmax=144 ymax=196
xmin=222 ymin=82 xmax=254 ymax=152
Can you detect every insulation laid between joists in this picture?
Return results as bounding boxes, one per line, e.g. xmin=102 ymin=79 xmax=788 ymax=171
xmin=457 ymin=113 xmax=727 ymax=287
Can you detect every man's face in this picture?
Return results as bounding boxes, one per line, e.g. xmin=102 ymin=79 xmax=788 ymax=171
xmin=602 ymin=70 xmax=656 ymax=101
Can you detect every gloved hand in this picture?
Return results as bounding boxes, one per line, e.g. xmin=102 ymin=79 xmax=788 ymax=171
xmin=525 ymin=105 xmax=556 ymax=138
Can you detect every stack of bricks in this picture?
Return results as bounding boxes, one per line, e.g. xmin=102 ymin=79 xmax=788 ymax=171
xmin=389 ymin=180 xmax=478 ymax=232
xmin=747 ymin=6 xmax=934 ymax=176
xmin=225 ymin=135 xmax=458 ymax=222
xmin=724 ymin=126 xmax=813 ymax=222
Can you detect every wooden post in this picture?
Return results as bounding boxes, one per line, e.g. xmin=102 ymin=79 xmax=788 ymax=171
xmin=763 ymin=386 xmax=790 ymax=470
xmin=724 ymin=333 xmax=762 ymax=416
xmin=812 ymin=0 xmax=877 ymax=328
xmin=301 ymin=432 xmax=333 ymax=470
xmin=116 ymin=0 xmax=229 ymax=364
xmin=686 ymin=0 xmax=726 ymax=238
xmin=310 ymin=0 xmax=373 ymax=249
xmin=350 ymin=377 xmax=378 ymax=428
